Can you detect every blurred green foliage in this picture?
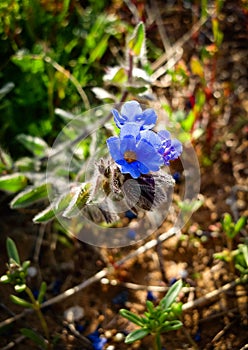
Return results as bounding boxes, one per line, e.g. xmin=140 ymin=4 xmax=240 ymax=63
xmin=0 ymin=0 xmax=122 ymax=155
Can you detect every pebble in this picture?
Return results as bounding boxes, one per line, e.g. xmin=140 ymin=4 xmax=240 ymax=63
xmin=113 ymin=332 xmax=125 ymax=342
xmin=27 ymin=266 xmax=38 ymax=278
xmin=64 ymin=305 xmax=84 ymax=322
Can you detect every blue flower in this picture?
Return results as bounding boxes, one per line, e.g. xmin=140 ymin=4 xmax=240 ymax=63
xmin=106 ymin=123 xmax=163 ymax=179
xmin=112 ymin=100 xmax=157 ymax=130
xmin=157 ymin=130 xmax=182 ymax=165
xmin=87 ymin=330 xmax=107 ymax=350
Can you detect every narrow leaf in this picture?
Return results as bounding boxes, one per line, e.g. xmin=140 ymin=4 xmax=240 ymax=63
xmin=15 ymin=284 xmax=27 ymax=293
xmin=33 ymin=189 xmax=79 ymax=223
xmin=119 ymin=309 xmax=145 ymax=327
xmin=160 ymin=280 xmax=183 ymax=310
xmin=17 ymin=134 xmax=50 ymax=157
xmin=125 ymin=328 xmax=149 ymax=344
xmin=0 ymin=173 xmax=28 ymax=193
xmin=7 ymin=238 xmax=20 ymax=264
xmin=21 ymin=328 xmax=47 ymax=348
xmin=160 ymin=320 xmax=183 ymax=333
xmin=0 ymin=275 xmax=10 ymax=284
xmin=0 ymin=147 xmax=12 ymax=170
xmin=11 ymin=183 xmax=52 ymax=209
xmin=37 ymin=282 xmax=47 ymax=304
xmin=222 ymin=213 xmax=232 ymax=232
xmin=234 ymin=216 xmax=247 ymax=234
xmin=10 ymin=295 xmax=33 ymax=308
xmin=33 ymin=205 xmax=56 ymax=223
xmin=63 ymin=183 xmax=90 ymax=218
xmin=128 ymin=22 xmax=145 ymax=56
xmin=146 ymin=300 xmax=155 ymax=314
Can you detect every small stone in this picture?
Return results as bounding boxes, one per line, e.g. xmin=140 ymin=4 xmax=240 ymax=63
xmin=104 ymin=330 xmax=112 ymax=339
xmin=27 ymin=266 xmax=37 ymax=278
xmin=113 ymin=333 xmax=125 ymax=342
xmin=64 ymin=306 xmax=84 ymax=323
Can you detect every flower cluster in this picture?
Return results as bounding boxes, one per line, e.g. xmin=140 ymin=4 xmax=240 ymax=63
xmin=107 ymin=101 xmax=182 ymax=179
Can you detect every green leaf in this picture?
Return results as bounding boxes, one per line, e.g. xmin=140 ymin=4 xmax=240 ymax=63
xmin=128 ymin=22 xmax=145 ymax=56
xmin=181 ymin=110 xmax=195 ymax=132
xmin=33 ymin=205 xmax=56 ymax=223
xmin=222 ymin=213 xmax=232 ymax=233
xmin=146 ymin=300 xmax=155 ymax=314
xmin=21 ymin=328 xmax=47 ymax=349
xmin=158 ymin=311 xmax=169 ymax=324
xmin=17 ymin=134 xmax=50 ymax=157
xmin=0 ymin=148 xmax=12 ymax=171
xmin=33 ymin=191 xmax=77 ymax=223
xmin=88 ymin=34 xmax=109 ymax=63
xmin=125 ymin=328 xmax=150 ymax=344
xmin=6 ymin=238 xmax=20 ymax=265
xmin=37 ymin=281 xmax=47 ymax=304
xmin=14 ymin=284 xmax=27 ymax=293
xmin=10 ymin=295 xmax=33 ymax=308
xmin=0 ymin=275 xmax=11 ymax=284
xmin=160 ymin=280 xmax=183 ymax=310
xmin=92 ymin=87 xmax=116 ymax=102
xmin=0 ymin=173 xmax=28 ymax=193
xmin=234 ymin=216 xmax=247 ymax=234
xmin=160 ymin=320 xmax=183 ymax=333
xmin=212 ymin=18 xmax=223 ymax=47
xmin=241 ymin=245 xmax=248 ymax=266
xmin=126 ymin=86 xmax=148 ymax=94
xmin=22 ymin=260 xmax=31 ymax=270
xmin=10 ymin=183 xmax=52 ymax=209
xmin=12 ymin=54 xmax=45 ymax=74
xmin=119 ymin=309 xmax=145 ymax=327
xmin=15 ymin=157 xmax=36 ymax=172
xmin=104 ymin=67 xmax=127 ymax=84
xmin=63 ymin=183 xmax=90 ymax=218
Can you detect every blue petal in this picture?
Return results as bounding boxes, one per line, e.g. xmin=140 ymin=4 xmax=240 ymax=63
xmin=121 ymin=101 xmax=142 ymax=121
xmin=106 ymin=137 xmax=122 ymax=161
xmin=119 ymin=160 xmax=141 ymax=178
xmin=171 ymin=139 xmax=183 ymax=156
xmin=120 ymin=122 xmax=141 ymax=139
xmin=112 ymin=108 xmax=127 ymax=128
xmin=140 ymin=129 xmax=162 ymax=149
xmin=121 ymin=135 xmax=136 ymax=153
xmin=136 ymin=140 xmax=163 ymax=171
xmin=137 ymin=161 xmax=150 ymax=174
xmin=158 ymin=130 xmax=171 ymax=142
xmin=139 ymin=108 xmax=157 ymax=129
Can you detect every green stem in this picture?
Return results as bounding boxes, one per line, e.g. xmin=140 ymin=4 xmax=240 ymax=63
xmin=25 ymin=287 xmax=50 ymax=344
xmin=227 ymin=237 xmax=235 ymax=274
xmin=154 ymin=332 xmax=162 ymax=350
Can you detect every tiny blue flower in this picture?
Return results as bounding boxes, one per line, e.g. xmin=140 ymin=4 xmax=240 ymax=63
xmin=157 ymin=130 xmax=182 ymax=165
xmin=146 ymin=290 xmax=157 ymax=301
xmin=112 ymin=100 xmax=157 ymax=130
xmin=106 ymin=122 xmax=163 ymax=179
xmin=87 ymin=330 xmax=107 ymax=350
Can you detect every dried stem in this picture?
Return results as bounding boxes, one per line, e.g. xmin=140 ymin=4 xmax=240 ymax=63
xmin=44 ymin=56 xmax=90 ymax=110
xmin=182 ymin=276 xmax=248 ymax=311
